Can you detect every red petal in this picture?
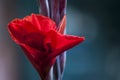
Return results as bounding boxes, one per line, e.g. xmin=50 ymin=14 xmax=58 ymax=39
xmin=44 ymin=30 xmax=85 ymax=58
xmin=20 ymin=44 xmax=55 ymax=80
xmin=23 ymin=14 xmax=56 ymax=32
xmin=8 ymin=18 xmax=39 ymax=44
xmin=8 ymin=22 xmax=46 ymax=51
xmin=8 ymin=14 xmax=57 ymax=51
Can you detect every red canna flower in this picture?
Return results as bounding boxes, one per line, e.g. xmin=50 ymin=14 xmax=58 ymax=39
xmin=8 ymin=13 xmax=84 ymax=80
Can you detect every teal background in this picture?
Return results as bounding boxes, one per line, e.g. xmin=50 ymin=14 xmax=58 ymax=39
xmin=3 ymin=0 xmax=120 ymax=80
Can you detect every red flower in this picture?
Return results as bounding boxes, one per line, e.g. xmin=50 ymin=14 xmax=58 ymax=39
xmin=8 ymin=14 xmax=84 ymax=80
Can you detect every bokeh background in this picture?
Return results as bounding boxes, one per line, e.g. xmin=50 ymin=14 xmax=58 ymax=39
xmin=0 ymin=0 xmax=120 ymax=80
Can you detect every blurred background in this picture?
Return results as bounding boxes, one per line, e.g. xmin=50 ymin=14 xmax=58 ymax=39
xmin=0 ymin=0 xmax=120 ymax=80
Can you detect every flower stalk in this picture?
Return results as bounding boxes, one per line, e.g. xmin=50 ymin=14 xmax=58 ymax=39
xmin=38 ymin=0 xmax=67 ymax=80
xmin=37 ymin=0 xmax=50 ymax=17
